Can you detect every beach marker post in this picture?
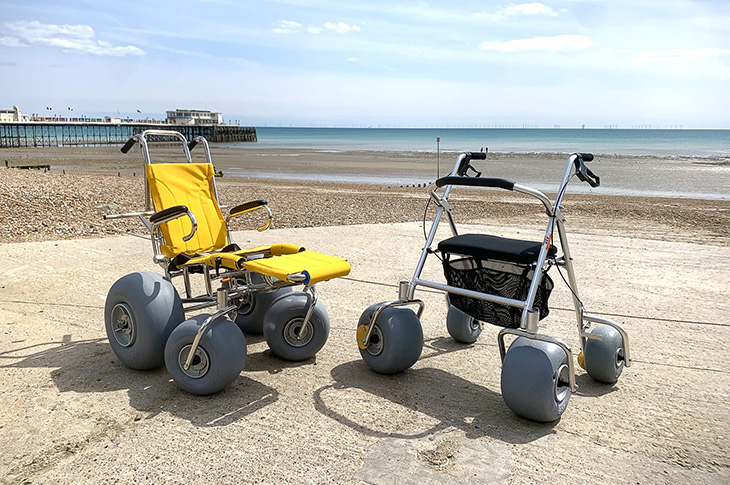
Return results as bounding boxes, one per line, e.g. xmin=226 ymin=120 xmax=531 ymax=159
xmin=436 ymin=137 xmax=440 ymax=178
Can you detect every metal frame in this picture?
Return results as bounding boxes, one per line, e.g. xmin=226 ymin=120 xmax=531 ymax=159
xmin=362 ymin=152 xmax=631 ymax=391
xmin=103 ymin=130 xmax=320 ymax=362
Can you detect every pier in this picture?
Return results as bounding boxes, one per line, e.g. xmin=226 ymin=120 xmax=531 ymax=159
xmin=0 ymin=122 xmax=257 ymax=148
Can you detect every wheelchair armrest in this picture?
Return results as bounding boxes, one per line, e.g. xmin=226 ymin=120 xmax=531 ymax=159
xmin=150 ymin=205 xmax=198 ymax=242
xmin=230 ymin=200 xmax=268 ymax=217
xmin=227 ymin=200 xmax=272 ymax=232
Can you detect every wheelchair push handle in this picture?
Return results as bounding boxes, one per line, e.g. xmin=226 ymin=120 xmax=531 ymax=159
xmin=121 ymin=136 xmax=137 ymax=154
xmin=572 ymin=153 xmax=600 ymax=187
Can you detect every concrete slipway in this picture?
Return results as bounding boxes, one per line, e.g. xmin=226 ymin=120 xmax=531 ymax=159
xmin=0 ymin=222 xmax=728 ymax=484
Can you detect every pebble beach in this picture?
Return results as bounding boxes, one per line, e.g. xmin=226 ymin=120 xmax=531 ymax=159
xmin=1 ymin=146 xmax=729 ymax=247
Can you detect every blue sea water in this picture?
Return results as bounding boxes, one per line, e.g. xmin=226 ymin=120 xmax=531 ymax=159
xmin=243 ymin=127 xmax=730 ymax=158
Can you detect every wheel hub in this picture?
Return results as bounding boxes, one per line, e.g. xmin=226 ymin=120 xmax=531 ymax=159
xmin=111 ymin=303 xmax=136 ymax=347
xmin=237 ymin=293 xmax=254 ymax=316
xmin=554 ymin=363 xmax=571 ymax=402
xmin=283 ymin=318 xmax=313 ymax=348
xmin=366 ymin=326 xmax=384 ymax=356
xmin=178 ymin=345 xmax=210 ymax=378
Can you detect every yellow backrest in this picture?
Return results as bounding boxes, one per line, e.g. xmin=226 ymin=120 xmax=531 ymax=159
xmin=146 ymin=163 xmax=228 ymax=258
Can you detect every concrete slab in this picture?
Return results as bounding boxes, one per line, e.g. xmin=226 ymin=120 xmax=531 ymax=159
xmin=0 ymin=223 xmax=728 ymax=483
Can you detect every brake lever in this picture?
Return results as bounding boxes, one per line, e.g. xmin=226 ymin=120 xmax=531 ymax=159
xmin=466 ymin=164 xmax=482 ymax=177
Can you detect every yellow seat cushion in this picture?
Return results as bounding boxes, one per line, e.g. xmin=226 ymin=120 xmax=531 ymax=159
xmin=146 ymin=163 xmax=227 ymax=258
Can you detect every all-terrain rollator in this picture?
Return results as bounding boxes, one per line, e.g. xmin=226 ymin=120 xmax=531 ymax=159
xmin=356 ymin=151 xmax=631 ymax=421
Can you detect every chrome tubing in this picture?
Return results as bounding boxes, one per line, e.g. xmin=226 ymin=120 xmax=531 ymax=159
xmin=582 ymin=313 xmax=632 ymax=367
xmin=297 ymin=286 xmax=319 ymax=339
xmin=361 ymin=299 xmax=425 ymax=348
xmin=183 ymin=305 xmax=238 ymax=371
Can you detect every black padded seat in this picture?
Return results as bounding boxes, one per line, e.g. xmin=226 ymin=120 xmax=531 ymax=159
xmin=438 ymin=234 xmax=557 ymax=265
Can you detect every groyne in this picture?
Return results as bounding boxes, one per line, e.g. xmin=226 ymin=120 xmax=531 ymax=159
xmin=0 ymin=122 xmax=256 ymax=148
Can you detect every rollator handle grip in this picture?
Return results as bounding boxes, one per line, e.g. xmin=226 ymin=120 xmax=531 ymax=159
xmin=121 ymin=137 xmax=137 ymax=154
xmin=580 ymin=153 xmax=594 ymax=162
xmin=468 ymin=152 xmax=487 ymax=160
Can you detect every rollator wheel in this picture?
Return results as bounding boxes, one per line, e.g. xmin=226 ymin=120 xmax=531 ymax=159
xmin=501 ymin=337 xmax=571 ymax=422
xmin=357 ymin=303 xmax=423 ymax=374
xmin=104 ymin=272 xmax=185 ymax=370
xmin=446 ymin=303 xmax=481 ymax=344
xmin=235 ymin=273 xmax=292 ymax=335
xmin=583 ymin=326 xmax=626 ymax=384
xmin=263 ymin=292 xmax=330 ymax=361
xmin=164 ymin=314 xmax=247 ymax=395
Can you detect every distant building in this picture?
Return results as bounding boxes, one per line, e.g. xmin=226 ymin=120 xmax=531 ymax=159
xmin=0 ymin=105 xmax=28 ymax=122
xmin=165 ymin=109 xmax=223 ymax=126
xmin=104 ymin=116 xmax=123 ymax=124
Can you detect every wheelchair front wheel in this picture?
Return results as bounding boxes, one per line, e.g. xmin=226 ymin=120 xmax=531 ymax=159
xmin=263 ymin=292 xmax=330 ymax=361
xmin=583 ymin=325 xmax=626 ymax=384
xmin=446 ymin=303 xmax=481 ymax=344
xmin=501 ymin=337 xmax=571 ymax=422
xmin=164 ymin=314 xmax=247 ymax=395
xmin=357 ymin=303 xmax=423 ymax=374
xmin=104 ymin=272 xmax=184 ymax=370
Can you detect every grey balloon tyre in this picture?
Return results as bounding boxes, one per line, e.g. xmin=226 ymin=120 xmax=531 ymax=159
xmin=446 ymin=304 xmax=481 ymax=344
xmin=263 ymin=292 xmax=330 ymax=361
xmin=104 ymin=271 xmax=185 ymax=370
xmin=584 ymin=325 xmax=625 ymax=384
xmin=235 ymin=273 xmax=292 ymax=335
xmin=358 ymin=302 xmax=423 ymax=375
xmin=501 ymin=337 xmax=572 ymax=422
xmin=164 ymin=314 xmax=247 ymax=395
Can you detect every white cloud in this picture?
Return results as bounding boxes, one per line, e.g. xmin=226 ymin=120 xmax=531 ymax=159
xmin=633 ymin=48 xmax=730 ymax=64
xmin=272 ymin=20 xmax=302 ymax=34
xmin=0 ymin=20 xmax=144 ymax=56
xmin=307 ymin=27 xmax=323 ymax=34
xmin=473 ymin=2 xmax=558 ymax=21
xmin=323 ymin=22 xmax=361 ymax=34
xmin=501 ymin=2 xmax=558 ymax=17
xmin=480 ymin=34 xmax=597 ymax=52
xmin=346 ymin=57 xmax=358 ymax=62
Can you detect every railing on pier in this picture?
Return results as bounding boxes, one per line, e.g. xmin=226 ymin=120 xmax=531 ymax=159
xmin=0 ymin=123 xmax=257 ymax=148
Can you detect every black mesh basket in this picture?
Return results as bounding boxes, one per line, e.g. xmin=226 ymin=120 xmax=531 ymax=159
xmin=442 ymin=255 xmax=554 ymax=329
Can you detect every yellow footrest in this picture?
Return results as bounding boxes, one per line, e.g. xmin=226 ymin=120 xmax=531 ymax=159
xmin=245 ymin=251 xmax=350 ymax=285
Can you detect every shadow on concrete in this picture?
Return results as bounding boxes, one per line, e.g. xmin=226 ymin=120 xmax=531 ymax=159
xmin=573 ymin=373 xmax=620 ymax=398
xmin=0 ymin=335 xmax=278 ymax=427
xmin=243 ymin=348 xmax=321 ymax=374
xmin=313 ymin=360 xmax=558 ymax=445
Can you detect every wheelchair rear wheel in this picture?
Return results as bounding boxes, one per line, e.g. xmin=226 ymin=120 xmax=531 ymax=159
xmin=104 ymin=272 xmax=184 ymax=370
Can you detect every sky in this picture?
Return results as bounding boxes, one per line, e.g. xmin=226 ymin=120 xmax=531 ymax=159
xmin=0 ymin=0 xmax=728 ymax=128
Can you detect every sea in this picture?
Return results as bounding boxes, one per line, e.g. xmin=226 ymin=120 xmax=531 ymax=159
xmin=225 ymin=127 xmax=730 ymax=199
xmin=244 ymin=127 xmax=730 ymax=158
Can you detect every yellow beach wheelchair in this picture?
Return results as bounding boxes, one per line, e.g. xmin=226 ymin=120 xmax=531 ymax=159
xmin=103 ymin=130 xmax=350 ymax=394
